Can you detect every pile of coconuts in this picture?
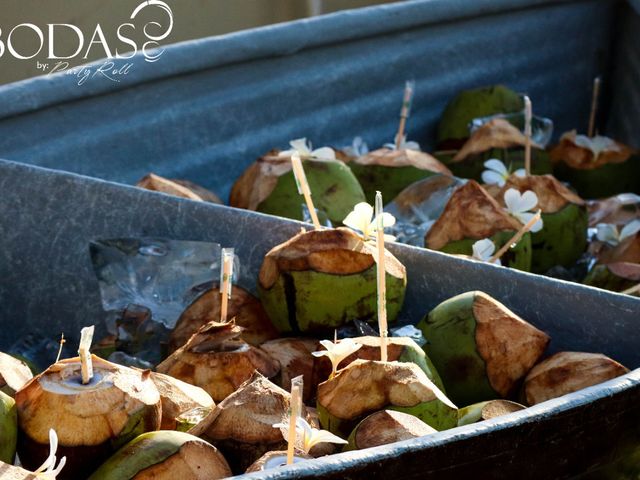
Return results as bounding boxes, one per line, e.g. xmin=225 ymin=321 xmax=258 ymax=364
xmin=0 ymin=213 xmax=631 ymax=479
xmin=136 ymin=83 xmax=639 ymax=297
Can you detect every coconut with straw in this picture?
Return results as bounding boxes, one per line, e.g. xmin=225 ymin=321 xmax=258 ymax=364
xmin=15 ymin=327 xmax=162 ymax=479
xmin=345 ymin=81 xmax=452 ymax=203
xmin=551 ymin=77 xmax=639 ymax=198
xmin=424 ymin=180 xmax=533 ymax=271
xmin=230 ymin=139 xmax=365 ymax=225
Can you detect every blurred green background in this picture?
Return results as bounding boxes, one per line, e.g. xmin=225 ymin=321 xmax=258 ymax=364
xmin=0 ymin=0 xmax=400 ymax=85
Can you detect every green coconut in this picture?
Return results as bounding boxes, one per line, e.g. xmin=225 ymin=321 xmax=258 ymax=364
xmin=495 ymin=174 xmax=588 ymax=273
xmin=230 ymin=150 xmax=365 ymax=224
xmin=417 ymin=291 xmax=549 ymax=406
xmin=551 ymin=131 xmax=639 ymax=199
xmin=437 ymin=85 xmax=524 ymax=149
xmin=441 ymin=119 xmax=552 ymax=181
xmin=258 ymin=228 xmax=406 ymax=334
xmin=0 ymin=390 xmax=17 ymax=464
xmin=314 ymin=336 xmax=446 ymax=393
xmin=457 ymin=399 xmax=525 ymax=427
xmin=345 ymin=148 xmax=452 ymax=204
xmin=425 ymin=180 xmax=533 ymax=271
xmin=317 ymin=360 xmax=457 ymax=438
xmin=15 ymin=356 xmax=161 ymax=480
xmin=344 ymin=409 xmax=436 ymax=451
xmin=88 ymin=431 xmax=231 ymax=480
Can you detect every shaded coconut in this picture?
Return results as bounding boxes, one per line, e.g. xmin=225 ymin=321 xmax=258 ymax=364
xmin=229 ymin=150 xmax=365 ymax=225
xmin=157 ymin=321 xmax=279 ymax=402
xmin=314 ymin=336 xmax=445 ymax=393
xmin=417 ymin=291 xmax=550 ymax=406
xmin=0 ymin=352 xmax=32 ymax=397
xmin=457 ymin=400 xmax=525 ymax=427
xmin=583 ymin=262 xmax=640 ymax=294
xmin=424 ymin=181 xmax=532 ymax=271
xmin=345 ymin=147 xmax=452 ymax=204
xmin=193 ymin=372 xmax=316 ymax=474
xmin=550 ymin=131 xmax=639 ymax=198
xmin=494 ymin=174 xmax=588 ymax=273
xmin=0 ymin=390 xmax=17 ymax=464
xmin=588 ymin=194 xmax=640 ymax=227
xmin=444 ymin=118 xmax=551 ymax=181
xmin=260 ymin=338 xmax=319 ymax=403
xmin=437 ymin=85 xmax=524 ymax=149
xmin=149 ymin=372 xmax=214 ymax=430
xmin=345 ymin=410 xmax=436 ymax=451
xmin=168 ymin=285 xmax=278 ymax=352
xmin=317 ymin=360 xmax=457 ymax=438
xmin=258 ymin=228 xmax=406 ymax=334
xmin=523 ymin=352 xmax=629 ymax=406
xmin=15 ymin=355 xmax=161 ymax=480
xmin=137 ymin=173 xmax=222 ymax=203
xmin=597 ymin=232 xmax=640 ymax=265
xmin=245 ymin=450 xmax=312 ymax=472
xmin=88 ymin=431 xmax=231 ymax=480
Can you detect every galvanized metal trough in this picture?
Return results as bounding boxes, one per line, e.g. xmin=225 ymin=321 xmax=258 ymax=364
xmin=0 ymin=0 xmax=639 ymax=478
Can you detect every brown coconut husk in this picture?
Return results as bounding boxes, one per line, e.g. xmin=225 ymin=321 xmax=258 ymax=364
xmin=157 ymin=321 xmax=279 ymax=402
xmin=550 ymin=131 xmax=635 ymax=169
xmin=258 ymin=227 xmax=406 ymax=290
xmin=350 ymin=410 xmax=436 ymax=450
xmin=137 ymin=173 xmax=222 ymax=203
xmin=452 ymin=119 xmax=542 ymax=163
xmin=193 ymin=372 xmax=316 ymax=474
xmin=523 ymin=351 xmax=629 ymax=405
xmin=494 ymin=174 xmax=585 ymax=214
xmin=588 ymin=194 xmax=640 ymax=227
xmin=425 ymin=180 xmax=522 ymax=250
xmin=15 ymin=355 xmax=161 ymax=479
xmin=169 ymin=285 xmax=278 ymax=352
xmin=259 ymin=338 xmax=320 ymax=402
xmin=229 ymin=151 xmax=292 ymax=211
xmin=0 ymin=352 xmax=32 ymax=396
xmin=148 ymin=372 xmax=215 ymax=430
xmin=349 ymin=148 xmax=452 ymax=175
xmin=597 ymin=233 xmax=640 ymax=265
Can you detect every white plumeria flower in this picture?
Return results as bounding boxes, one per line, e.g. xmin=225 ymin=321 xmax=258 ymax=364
xmin=384 ymin=134 xmax=420 ymax=151
xmin=273 ymin=417 xmax=347 ymax=454
xmin=343 ymin=136 xmax=369 ymax=157
xmin=312 ymin=338 xmax=362 ymax=378
xmin=279 ymin=138 xmax=336 ymax=161
xmin=573 ymin=134 xmax=620 ymax=162
xmin=343 ymin=202 xmax=397 ymax=242
xmin=471 ymin=238 xmax=501 ymax=266
xmin=481 ymin=159 xmax=526 ymax=187
xmin=596 ymin=220 xmax=640 ymax=246
xmin=503 ymin=188 xmax=544 ymax=233
xmin=33 ymin=429 xmax=66 ymax=479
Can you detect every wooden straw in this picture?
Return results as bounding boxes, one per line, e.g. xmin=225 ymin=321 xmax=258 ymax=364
xmin=588 ymin=76 xmax=602 ymax=138
xmin=489 ymin=210 xmax=542 ymax=264
xmin=287 ymin=375 xmax=304 ymax=465
xmin=219 ymin=248 xmax=234 ymax=323
xmin=523 ymin=96 xmax=532 ymax=176
xmin=375 ymin=192 xmax=388 ymax=362
xmin=78 ymin=326 xmax=95 ymax=385
xmin=622 ymin=283 xmax=640 ymax=296
xmin=291 ymin=152 xmax=322 ymax=229
xmin=395 ymin=80 xmax=415 ymax=149
xmin=55 ymin=333 xmax=65 ymax=363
